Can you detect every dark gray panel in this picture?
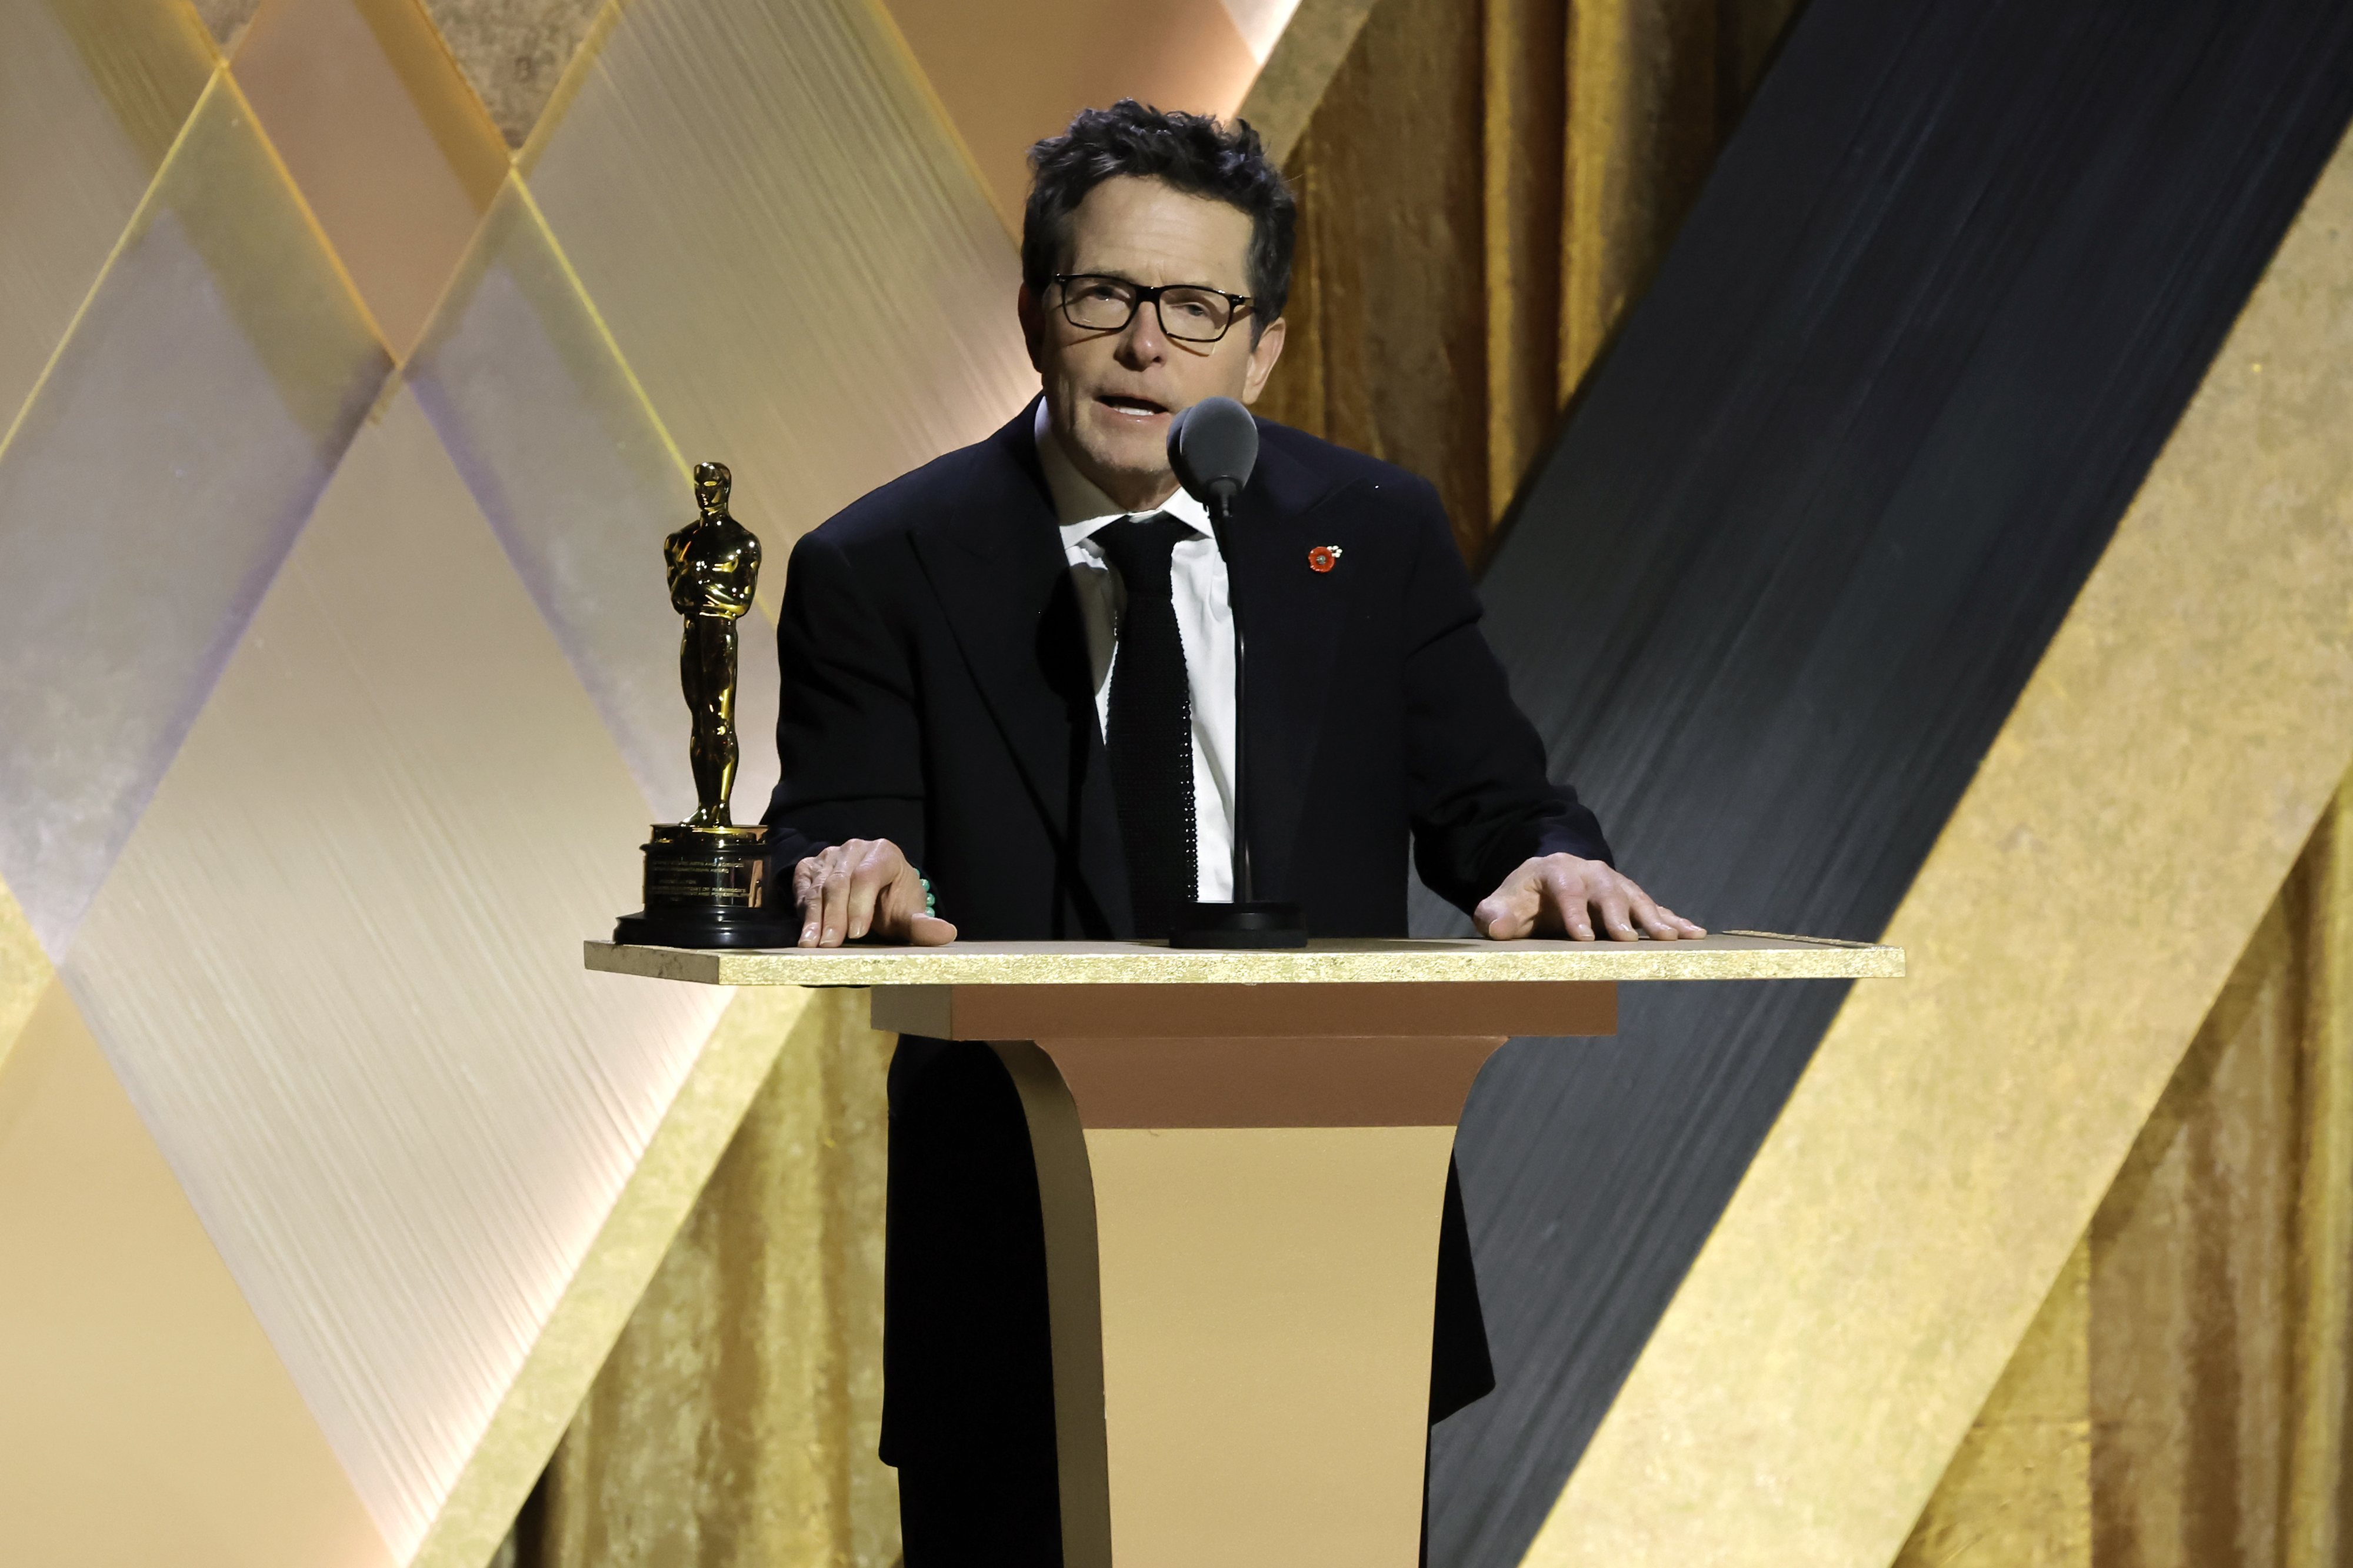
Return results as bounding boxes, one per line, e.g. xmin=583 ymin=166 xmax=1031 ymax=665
xmin=1424 ymin=0 xmax=2353 ymax=1562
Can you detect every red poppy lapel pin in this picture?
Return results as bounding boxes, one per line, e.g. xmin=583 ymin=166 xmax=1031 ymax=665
xmin=1307 ymin=544 xmax=1344 ymax=573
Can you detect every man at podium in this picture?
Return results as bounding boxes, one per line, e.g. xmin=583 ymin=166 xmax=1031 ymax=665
xmin=762 ymin=102 xmax=1699 ymax=1563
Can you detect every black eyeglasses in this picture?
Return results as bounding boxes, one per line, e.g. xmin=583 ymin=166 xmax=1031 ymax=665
xmin=1052 ymin=273 xmax=1254 ymax=344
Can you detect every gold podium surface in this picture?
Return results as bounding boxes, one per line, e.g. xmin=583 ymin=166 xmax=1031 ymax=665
xmin=584 ymin=930 xmax=1901 ymax=986
xmin=589 ymin=934 xmax=1900 ymax=1567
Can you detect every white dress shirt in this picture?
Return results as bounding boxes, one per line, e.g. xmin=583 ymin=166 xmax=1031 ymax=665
xmin=1034 ymin=401 xmax=1236 ymax=902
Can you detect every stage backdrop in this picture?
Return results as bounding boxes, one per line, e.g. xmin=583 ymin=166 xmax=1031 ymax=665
xmin=5 ymin=0 xmax=2351 ymax=1566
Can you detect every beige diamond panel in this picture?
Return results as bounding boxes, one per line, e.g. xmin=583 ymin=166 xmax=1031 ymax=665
xmin=0 ymin=0 xmax=209 ymax=440
xmin=66 ymin=385 xmax=736 ymax=1553
xmin=404 ymin=176 xmax=781 ymax=823
xmin=0 ymin=71 xmax=390 ymax=961
xmin=231 ymin=0 xmax=508 ymax=355
xmin=0 ymin=978 xmax=396 ymax=1568
xmin=519 ymin=0 xmax=1039 ymax=595
xmin=0 ymin=0 xmax=1288 ymax=1562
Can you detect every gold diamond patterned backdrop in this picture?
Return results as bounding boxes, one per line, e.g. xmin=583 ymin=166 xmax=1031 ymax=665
xmin=0 ymin=0 xmax=1297 ymax=1562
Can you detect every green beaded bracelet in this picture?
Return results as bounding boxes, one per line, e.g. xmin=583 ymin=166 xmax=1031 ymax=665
xmin=919 ymin=875 xmax=936 ymax=917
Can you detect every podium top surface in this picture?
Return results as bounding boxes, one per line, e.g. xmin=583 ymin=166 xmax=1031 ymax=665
xmin=583 ymin=932 xmax=1902 ymax=988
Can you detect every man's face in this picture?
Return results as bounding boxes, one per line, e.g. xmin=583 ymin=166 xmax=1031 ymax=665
xmin=695 ymin=476 xmax=725 ymax=513
xmin=1019 ymin=176 xmax=1287 ymax=508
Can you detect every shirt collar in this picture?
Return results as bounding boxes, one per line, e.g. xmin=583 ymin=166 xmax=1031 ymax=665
xmin=1033 ymin=398 xmax=1212 ymax=546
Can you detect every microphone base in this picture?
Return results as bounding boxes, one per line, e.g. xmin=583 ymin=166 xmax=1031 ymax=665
xmin=1168 ymin=900 xmax=1309 ymax=949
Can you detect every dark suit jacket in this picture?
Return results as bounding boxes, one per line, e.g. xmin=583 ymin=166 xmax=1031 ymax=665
xmin=763 ymin=401 xmax=1609 ymax=923
xmin=762 ymin=401 xmax=1612 ymax=1469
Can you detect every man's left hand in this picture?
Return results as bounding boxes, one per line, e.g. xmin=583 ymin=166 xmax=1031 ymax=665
xmin=1474 ymin=854 xmax=1705 ymax=942
xmin=792 ymin=838 xmax=956 ymax=948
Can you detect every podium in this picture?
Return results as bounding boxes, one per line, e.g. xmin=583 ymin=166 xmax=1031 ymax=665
xmin=587 ymin=934 xmax=1901 ymax=1567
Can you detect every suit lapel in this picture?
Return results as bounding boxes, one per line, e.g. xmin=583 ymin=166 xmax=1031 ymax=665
xmin=1227 ymin=439 xmax=1364 ymax=901
xmin=912 ymin=407 xmax=1132 ymax=935
xmin=910 ymin=408 xmax=1369 ymax=926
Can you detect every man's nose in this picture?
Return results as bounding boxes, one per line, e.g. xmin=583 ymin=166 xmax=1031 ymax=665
xmin=1115 ymin=301 xmax=1168 ymax=366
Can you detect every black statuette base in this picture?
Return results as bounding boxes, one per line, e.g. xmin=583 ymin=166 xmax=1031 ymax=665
xmin=615 ymin=822 xmax=799 ymax=949
xmin=614 ymin=906 xmax=800 ymax=949
xmin=1168 ymin=900 xmax=1310 ymax=949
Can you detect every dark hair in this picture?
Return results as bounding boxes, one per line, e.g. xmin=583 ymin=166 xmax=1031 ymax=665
xmin=1024 ymin=101 xmax=1296 ymax=331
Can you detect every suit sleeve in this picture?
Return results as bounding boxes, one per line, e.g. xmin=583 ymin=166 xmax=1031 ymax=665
xmin=1396 ymin=480 xmax=1612 ymax=913
xmin=761 ymin=530 xmax=928 ymax=870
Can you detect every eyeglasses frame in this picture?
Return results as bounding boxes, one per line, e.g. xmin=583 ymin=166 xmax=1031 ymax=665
xmin=1050 ymin=273 xmax=1256 ymax=345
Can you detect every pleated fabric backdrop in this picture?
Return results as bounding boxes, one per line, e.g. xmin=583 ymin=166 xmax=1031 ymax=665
xmin=1255 ymin=0 xmax=1807 ymax=556
xmin=1899 ymin=779 xmax=2353 ymax=1567
xmin=2085 ymin=792 xmax=2353 ymax=1568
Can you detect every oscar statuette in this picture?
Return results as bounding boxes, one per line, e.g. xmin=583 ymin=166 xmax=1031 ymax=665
xmin=614 ymin=461 xmax=799 ymax=948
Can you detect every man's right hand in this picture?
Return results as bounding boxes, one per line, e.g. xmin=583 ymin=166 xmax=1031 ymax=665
xmin=793 ymin=838 xmax=958 ymax=948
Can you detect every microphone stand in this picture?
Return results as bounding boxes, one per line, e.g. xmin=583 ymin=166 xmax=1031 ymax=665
xmin=1171 ymin=484 xmax=1307 ymax=948
xmin=1211 ymin=488 xmax=1252 ymax=903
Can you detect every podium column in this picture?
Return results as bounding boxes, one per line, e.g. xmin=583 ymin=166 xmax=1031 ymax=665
xmin=588 ymin=935 xmax=1903 ymax=1566
xmin=873 ymin=980 xmax=1617 ymax=1568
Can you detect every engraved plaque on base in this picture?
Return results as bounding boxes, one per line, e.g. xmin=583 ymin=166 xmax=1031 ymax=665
xmin=615 ymin=824 xmax=798 ymax=948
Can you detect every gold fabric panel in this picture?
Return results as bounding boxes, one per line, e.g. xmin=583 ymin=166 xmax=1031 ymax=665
xmin=1255 ymin=0 xmax=1490 ymax=553
xmin=1480 ymin=0 xmax=1568 ymax=541
xmin=2087 ymin=789 xmax=2353 ymax=1567
xmin=1524 ymin=125 xmax=2353 ymax=1568
xmin=1896 ymin=779 xmax=2353 ymax=1565
xmin=1895 ymin=1240 xmax=2094 ymax=1568
xmin=0 ymin=979 xmax=394 ymax=1568
xmin=1257 ymin=0 xmax=1804 ymax=553
xmin=522 ymin=989 xmax=901 ymax=1568
xmin=231 ymin=0 xmax=509 ymax=353
xmin=1555 ymin=0 xmax=1799 ymax=418
xmin=1234 ymin=0 xmax=1377 ymax=163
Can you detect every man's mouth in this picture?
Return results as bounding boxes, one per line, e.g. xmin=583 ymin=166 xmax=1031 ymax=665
xmin=1096 ymin=394 xmax=1169 ymax=418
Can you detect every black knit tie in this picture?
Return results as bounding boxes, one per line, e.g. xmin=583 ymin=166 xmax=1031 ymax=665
xmin=1096 ymin=514 xmax=1198 ymax=936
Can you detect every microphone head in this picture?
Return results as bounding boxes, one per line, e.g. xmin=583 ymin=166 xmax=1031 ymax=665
xmin=1167 ymin=396 xmax=1259 ymax=508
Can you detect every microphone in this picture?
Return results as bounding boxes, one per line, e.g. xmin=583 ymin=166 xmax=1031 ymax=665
xmin=1162 ymin=399 xmax=1307 ymax=950
xmin=1168 ymin=396 xmax=1258 ymax=518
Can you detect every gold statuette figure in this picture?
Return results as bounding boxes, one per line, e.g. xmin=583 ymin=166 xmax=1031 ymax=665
xmin=615 ymin=461 xmax=797 ymax=949
xmin=666 ymin=461 xmax=760 ymax=827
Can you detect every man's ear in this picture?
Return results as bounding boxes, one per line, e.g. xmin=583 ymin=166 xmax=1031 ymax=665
xmin=1017 ymin=285 xmax=1046 ymax=373
xmin=1240 ymin=315 xmax=1288 ymax=405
